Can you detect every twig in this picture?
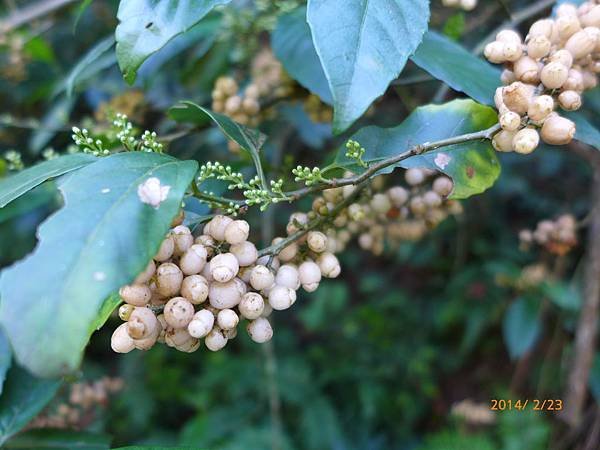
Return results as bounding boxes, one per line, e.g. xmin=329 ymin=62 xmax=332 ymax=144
xmin=561 ymin=156 xmax=600 ymax=427
xmin=282 ymin=123 xmax=501 ymax=202
xmin=257 ymin=179 xmax=370 ymax=257
xmin=0 ymin=0 xmax=76 ymax=32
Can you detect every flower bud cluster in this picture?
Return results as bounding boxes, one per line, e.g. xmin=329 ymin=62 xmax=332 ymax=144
xmin=519 ymin=213 xmax=578 ymax=255
xmin=310 ymin=168 xmax=462 ymax=256
xmin=485 ymin=2 xmax=600 ymax=153
xmin=111 ymin=214 xmax=341 ymax=354
xmin=27 ymin=377 xmax=123 ymax=430
xmin=211 ymin=49 xmax=293 ymax=152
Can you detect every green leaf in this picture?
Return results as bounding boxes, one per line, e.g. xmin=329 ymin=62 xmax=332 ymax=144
xmin=411 ymin=31 xmax=500 ymax=106
xmin=0 ymin=153 xmax=198 ymax=377
xmin=307 ymin=0 xmax=430 ymax=133
xmin=169 ymin=102 xmax=266 ymax=153
xmin=564 ymin=111 xmax=600 ymax=150
xmin=3 ymin=429 xmax=111 ymax=449
xmin=340 ymin=99 xmax=501 ymax=199
xmin=0 ymin=154 xmax=97 ymax=208
xmin=0 ymin=365 xmax=61 ymax=445
xmin=88 ymin=293 xmax=122 ymax=336
xmin=502 ymin=297 xmax=542 ymax=360
xmin=115 ymin=0 xmax=231 ymax=84
xmin=541 ymin=281 xmax=581 ymax=311
xmin=272 ymin=7 xmax=332 ymax=105
xmin=113 ymin=447 xmax=202 ymax=450
xmin=66 ymin=35 xmax=115 ymax=97
xmin=0 ymin=330 xmax=11 ymax=396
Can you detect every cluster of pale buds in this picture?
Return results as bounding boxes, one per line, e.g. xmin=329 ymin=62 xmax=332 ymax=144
xmin=485 ymin=1 xmax=600 ymax=154
xmin=519 ymin=213 xmax=578 ymax=256
xmin=309 ymin=168 xmax=461 ymax=256
xmin=111 ymin=214 xmax=341 ymax=354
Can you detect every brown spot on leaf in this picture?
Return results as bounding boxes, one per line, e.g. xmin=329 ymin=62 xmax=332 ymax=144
xmin=466 ymin=166 xmax=475 ymax=178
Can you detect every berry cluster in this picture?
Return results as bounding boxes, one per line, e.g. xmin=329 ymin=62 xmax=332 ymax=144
xmin=313 ymin=168 xmax=461 ymax=256
xmin=28 ymin=377 xmax=123 ymax=430
xmin=211 ymin=49 xmax=293 ymax=152
xmin=111 ymin=216 xmax=341 ymax=354
xmin=519 ymin=214 xmax=578 ymax=256
xmin=441 ymin=0 xmax=477 ymax=12
xmin=485 ymin=1 xmax=600 ymax=154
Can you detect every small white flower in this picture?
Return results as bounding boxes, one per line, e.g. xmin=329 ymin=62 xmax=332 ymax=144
xmin=434 ymin=153 xmax=451 ymax=170
xmin=137 ymin=177 xmax=170 ymax=209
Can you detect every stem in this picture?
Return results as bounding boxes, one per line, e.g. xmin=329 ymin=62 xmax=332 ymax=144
xmin=0 ymin=0 xmax=76 ymax=32
xmin=258 ymin=179 xmax=370 ymax=257
xmin=282 ymin=123 xmax=501 ymax=202
xmin=561 ymin=163 xmax=600 ymax=427
xmin=190 ymin=179 xmax=245 ymax=208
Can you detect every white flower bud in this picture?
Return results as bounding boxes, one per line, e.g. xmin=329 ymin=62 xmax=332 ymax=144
xmin=206 ymin=215 xmax=233 ymax=241
xmin=187 ymin=309 xmax=214 ymax=338
xmin=556 ymin=14 xmax=581 ymax=40
xmin=484 ymin=41 xmax=506 ymax=64
xmin=179 ymin=244 xmax=208 ymax=275
xmin=370 ymin=193 xmax=392 ymax=214
xmin=208 ymin=279 xmax=243 ymax=309
xmin=210 ymin=252 xmax=239 ymax=282
xmin=164 ymin=297 xmax=195 ymax=328
xmin=134 ymin=259 xmax=156 ymax=284
xmin=127 ymin=307 xmax=159 ymax=340
xmin=541 ymin=114 xmax=576 ymax=145
xmin=565 ymin=29 xmax=596 ymax=59
xmin=171 ymin=225 xmax=193 ymax=256
xmin=405 ymin=168 xmax=425 ymax=186
xmin=316 ymin=252 xmax=341 ymax=278
xmin=156 ymin=262 xmax=183 ymax=297
xmin=299 ymin=260 xmax=321 ymax=292
xmin=119 ymin=284 xmax=152 ymax=307
xmin=247 ymin=317 xmax=273 ymax=343
xmin=205 ymin=328 xmax=228 ymax=351
xmin=307 ymin=231 xmax=328 ymax=253
xmin=154 ymin=235 xmax=175 ymax=262
xmin=268 ymin=285 xmax=297 ymax=310
xmin=275 ymin=264 xmax=300 ymax=290
xmin=165 ymin=327 xmax=193 ymax=348
xmin=175 ymin=337 xmax=200 ymax=353
xmin=492 ymin=130 xmax=516 ymax=152
xmin=423 ymin=190 xmax=442 ymax=208
xmin=137 ymin=177 xmax=170 ymax=209
xmin=250 ymin=265 xmax=275 ymax=290
xmin=527 ymin=35 xmax=551 ymax=59
xmin=580 ymin=5 xmax=600 ymax=27
xmin=558 ymin=90 xmax=582 ymax=111
xmin=230 ymin=241 xmax=258 ymax=266
xmin=500 ymin=69 xmax=516 ymax=85
xmin=217 ymin=309 xmax=239 ymax=330
xmin=527 ymin=95 xmax=554 ymax=122
xmin=528 ymin=19 xmax=554 ymax=39
xmin=111 ymin=323 xmax=135 ymax=353
xmin=564 ymin=69 xmax=584 ymax=92
xmin=387 ymin=186 xmax=409 ymax=207
xmin=548 ymin=50 xmax=573 ymax=69
xmin=499 ymin=111 xmax=521 ymax=131
xmin=512 ymin=128 xmax=540 ymax=154
xmin=224 ymin=220 xmax=250 ymax=245
xmin=181 ymin=275 xmax=208 ymax=305
xmin=239 ymin=292 xmax=265 ymax=319
xmin=541 ymin=62 xmax=569 ymax=89
xmin=133 ymin=324 xmax=160 ymax=351
xmin=119 ymin=303 xmax=134 ymax=321
xmin=286 ymin=212 xmax=308 ymax=235
xmin=433 ymin=177 xmax=454 ymax=197
xmin=502 ymin=82 xmax=534 ymax=115
xmin=513 ymin=56 xmax=539 ymax=83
